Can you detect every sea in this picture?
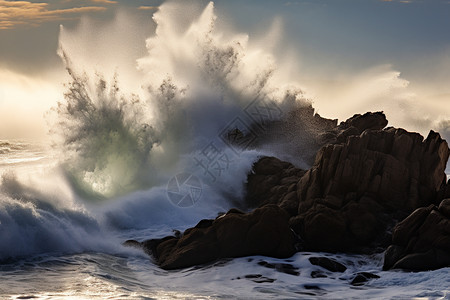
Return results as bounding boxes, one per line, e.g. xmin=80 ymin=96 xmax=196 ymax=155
xmin=1 ymin=138 xmax=449 ymax=300
xmin=1 ymin=1 xmax=450 ymax=299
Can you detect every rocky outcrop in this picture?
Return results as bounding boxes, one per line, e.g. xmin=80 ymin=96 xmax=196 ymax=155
xmin=135 ymin=205 xmax=296 ymax=270
xmin=246 ymin=156 xmax=306 ymax=216
xmin=333 ymin=111 xmax=388 ymax=143
xmin=291 ymin=128 xmax=449 ymax=252
xmin=245 ymin=112 xmax=389 ymax=217
xmin=245 ymin=113 xmax=449 ymax=253
xmin=127 ymin=111 xmax=449 ymax=271
xmin=383 ymin=199 xmax=450 ymax=271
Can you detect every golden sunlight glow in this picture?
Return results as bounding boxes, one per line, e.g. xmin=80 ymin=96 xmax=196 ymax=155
xmin=303 ymin=64 xmax=450 ymax=137
xmin=0 ymin=68 xmax=62 ymax=140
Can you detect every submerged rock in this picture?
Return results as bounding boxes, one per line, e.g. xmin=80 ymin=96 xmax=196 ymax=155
xmin=308 ymin=256 xmax=347 ymax=273
xmin=351 ymin=272 xmax=380 ymax=286
xmin=257 ymin=260 xmax=300 ymax=276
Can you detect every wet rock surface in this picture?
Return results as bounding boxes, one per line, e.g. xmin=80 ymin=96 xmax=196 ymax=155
xmin=292 ymin=127 xmax=449 ymax=252
xmin=351 ymin=272 xmax=380 ymax=286
xmin=139 ymin=205 xmax=296 ymax=270
xmin=308 ymin=257 xmax=347 ymax=273
xmin=246 ymin=156 xmax=306 ymax=216
xmin=245 ymin=112 xmax=449 ymax=253
xmin=257 ymin=260 xmax=300 ymax=276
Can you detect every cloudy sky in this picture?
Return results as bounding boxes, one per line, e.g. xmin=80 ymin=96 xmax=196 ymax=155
xmin=1 ymin=0 xmax=450 ymax=140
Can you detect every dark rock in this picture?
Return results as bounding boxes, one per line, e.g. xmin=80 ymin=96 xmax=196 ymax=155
xmin=245 ymin=112 xmax=448 ymax=253
xmin=294 ymin=128 xmax=449 ymax=252
xmin=275 ymin=263 xmax=299 ymax=276
xmin=257 ymin=260 xmax=275 ymax=268
xmin=244 ymin=274 xmax=262 ymax=278
xmin=123 ymin=239 xmax=142 ymax=249
xmin=244 ymin=112 xmax=450 ymax=253
xmin=439 ymin=198 xmax=450 ymax=218
xmin=244 ymin=274 xmax=276 ymax=283
xmin=142 ymin=205 xmax=296 ymax=269
xmin=246 ymin=156 xmax=306 ymax=215
xmin=384 ymin=201 xmax=450 ymax=271
xmin=257 ymin=260 xmax=300 ymax=276
xmin=437 ymin=179 xmax=450 ymax=202
xmin=128 ymin=111 xmax=450 ymax=271
xmin=193 ymin=219 xmax=214 ymax=229
xmin=383 ymin=245 xmax=405 ymax=271
xmin=309 ymin=257 xmax=347 ymax=272
xmin=338 ymin=111 xmax=388 ymax=133
xmin=304 ymin=285 xmax=322 ymax=290
xmin=392 ymin=250 xmax=440 ymax=271
xmin=351 ymin=272 xmax=380 ymax=286
xmin=310 ymin=270 xmax=327 ymax=278
xmin=173 ymin=229 xmax=181 ymax=238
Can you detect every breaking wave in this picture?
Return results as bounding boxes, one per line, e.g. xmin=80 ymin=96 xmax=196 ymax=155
xmin=0 ymin=1 xmax=311 ymax=260
xmin=53 ymin=1 xmax=309 ymax=200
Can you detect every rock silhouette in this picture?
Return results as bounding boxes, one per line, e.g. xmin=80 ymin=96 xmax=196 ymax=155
xmin=383 ymin=198 xmax=450 ymax=271
xmin=291 ymin=127 xmax=449 ymax=252
xmin=126 ymin=111 xmax=450 ymax=271
xmin=136 ymin=205 xmax=296 ymax=270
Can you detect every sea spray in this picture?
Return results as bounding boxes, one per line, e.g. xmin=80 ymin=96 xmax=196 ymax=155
xmin=52 ymin=54 xmax=157 ymax=199
xmin=54 ymin=1 xmax=311 ymax=201
xmin=1 ymin=0 xmax=315 ymax=261
xmin=0 ymin=0 xmax=325 ymax=263
xmin=0 ymin=168 xmax=120 ymax=260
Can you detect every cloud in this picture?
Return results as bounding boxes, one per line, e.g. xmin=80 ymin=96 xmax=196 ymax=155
xmin=62 ymin=0 xmax=117 ymax=4
xmin=0 ymin=0 xmax=107 ymax=29
xmin=138 ymin=6 xmax=158 ymax=10
xmin=89 ymin=0 xmax=117 ymax=3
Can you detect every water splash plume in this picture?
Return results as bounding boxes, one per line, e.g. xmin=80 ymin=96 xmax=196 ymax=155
xmin=53 ymin=1 xmax=310 ymax=200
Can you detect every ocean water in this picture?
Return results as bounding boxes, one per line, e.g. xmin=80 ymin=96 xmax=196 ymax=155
xmin=0 ymin=143 xmax=449 ymax=299
xmin=1 ymin=1 xmax=450 ymax=299
xmin=0 ymin=142 xmax=449 ymax=300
